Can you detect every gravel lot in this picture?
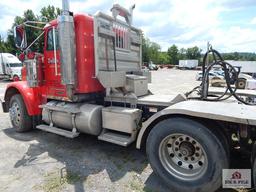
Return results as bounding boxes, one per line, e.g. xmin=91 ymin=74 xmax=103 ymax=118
xmin=0 ymin=69 xmax=240 ymax=192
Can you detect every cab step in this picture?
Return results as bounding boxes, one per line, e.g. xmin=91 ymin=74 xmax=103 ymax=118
xmin=98 ymin=129 xmax=135 ymax=146
xmin=36 ymin=124 xmax=79 ymax=138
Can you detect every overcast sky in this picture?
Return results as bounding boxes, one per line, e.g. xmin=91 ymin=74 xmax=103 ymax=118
xmin=0 ymin=0 xmax=256 ymax=52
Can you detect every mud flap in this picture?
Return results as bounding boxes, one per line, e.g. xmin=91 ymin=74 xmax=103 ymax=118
xmin=1 ymin=100 xmax=8 ymax=112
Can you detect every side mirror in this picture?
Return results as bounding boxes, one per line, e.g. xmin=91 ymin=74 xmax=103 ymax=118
xmin=13 ymin=25 xmax=27 ymax=50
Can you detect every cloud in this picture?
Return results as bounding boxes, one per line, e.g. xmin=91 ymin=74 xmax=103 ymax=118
xmin=210 ymin=26 xmax=256 ymax=52
xmin=0 ymin=0 xmax=255 ymax=53
xmin=130 ymin=0 xmax=256 ymax=52
xmin=131 ymin=0 xmax=223 ymax=51
xmin=221 ymin=0 xmax=256 ymax=9
xmin=0 ymin=0 xmax=62 ymax=37
xmin=70 ymin=0 xmax=111 ymax=14
xmin=251 ymin=17 xmax=256 ymax=25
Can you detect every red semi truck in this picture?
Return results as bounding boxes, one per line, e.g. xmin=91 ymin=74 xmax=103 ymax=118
xmin=2 ymin=1 xmax=256 ymax=191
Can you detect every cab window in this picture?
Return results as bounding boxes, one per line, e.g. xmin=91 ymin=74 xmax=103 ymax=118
xmin=46 ymin=28 xmax=59 ymax=50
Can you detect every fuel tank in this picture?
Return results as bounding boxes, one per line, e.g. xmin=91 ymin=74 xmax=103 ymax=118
xmin=42 ymin=101 xmax=103 ymax=135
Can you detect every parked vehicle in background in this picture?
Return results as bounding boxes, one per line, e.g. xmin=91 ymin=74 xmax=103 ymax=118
xmin=179 ymin=60 xmax=198 ymax=69
xmin=148 ymin=61 xmax=158 ymax=70
xmin=210 ymin=67 xmax=253 ymax=89
xmin=237 ymin=73 xmax=253 ymax=89
xmin=196 ymin=71 xmax=224 ymax=81
xmin=0 ymin=53 xmax=22 ymax=81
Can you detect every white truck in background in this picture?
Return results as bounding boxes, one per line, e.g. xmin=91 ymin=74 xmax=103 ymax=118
xmin=179 ymin=59 xmax=198 ymax=69
xmin=0 ymin=53 xmax=22 ymax=81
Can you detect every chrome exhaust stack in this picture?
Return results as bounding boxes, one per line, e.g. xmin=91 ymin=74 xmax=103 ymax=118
xmin=62 ymin=0 xmax=70 ymax=14
xmin=58 ymin=0 xmax=76 ymax=100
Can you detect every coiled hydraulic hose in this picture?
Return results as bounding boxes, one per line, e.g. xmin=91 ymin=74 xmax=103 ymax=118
xmin=187 ymin=46 xmax=255 ymax=105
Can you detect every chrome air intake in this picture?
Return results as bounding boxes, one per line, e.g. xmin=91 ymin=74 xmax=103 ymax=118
xmin=58 ymin=0 xmax=76 ymax=99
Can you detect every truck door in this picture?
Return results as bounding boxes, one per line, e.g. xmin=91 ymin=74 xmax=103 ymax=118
xmin=44 ymin=26 xmax=67 ymax=98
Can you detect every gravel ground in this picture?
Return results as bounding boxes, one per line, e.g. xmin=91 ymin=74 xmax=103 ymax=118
xmin=0 ymin=69 xmax=243 ymax=192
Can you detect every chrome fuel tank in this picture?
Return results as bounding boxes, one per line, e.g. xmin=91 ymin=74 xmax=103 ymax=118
xmin=42 ymin=101 xmax=103 ymax=135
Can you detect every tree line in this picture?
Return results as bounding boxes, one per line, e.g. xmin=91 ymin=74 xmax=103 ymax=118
xmin=143 ymin=36 xmax=202 ymax=65
xmin=0 ymin=6 xmax=256 ymax=65
xmin=142 ymin=36 xmax=256 ymax=65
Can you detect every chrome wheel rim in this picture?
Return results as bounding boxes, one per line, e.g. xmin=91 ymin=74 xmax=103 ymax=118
xmin=9 ymin=101 xmax=21 ymax=127
xmin=159 ymin=133 xmax=208 ymax=181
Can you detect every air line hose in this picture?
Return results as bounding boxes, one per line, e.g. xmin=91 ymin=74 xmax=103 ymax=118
xmin=186 ymin=46 xmax=256 ymax=105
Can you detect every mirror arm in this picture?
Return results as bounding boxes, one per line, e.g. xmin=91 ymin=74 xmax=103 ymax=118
xmin=24 ymin=31 xmax=45 ymax=51
xmin=23 ymin=21 xmax=47 ymax=30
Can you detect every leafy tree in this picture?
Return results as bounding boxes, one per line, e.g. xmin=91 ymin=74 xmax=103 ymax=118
xmin=142 ymin=35 xmax=150 ymax=63
xmin=40 ymin=6 xmax=61 ymax=21
xmin=233 ymin=52 xmax=239 ymax=61
xmin=158 ymin=52 xmax=169 ymax=64
xmin=222 ymin=52 xmax=256 ymax=61
xmin=148 ymin=42 xmax=161 ymax=63
xmin=142 ymin=35 xmax=161 ymax=63
xmin=186 ymin=46 xmax=202 ymax=60
xmin=5 ymin=6 xmax=61 ymax=54
xmin=167 ymin=44 xmax=179 ymax=65
xmin=178 ymin=48 xmax=186 ymax=60
xmin=0 ymin=35 xmax=8 ymax=52
xmin=222 ymin=53 xmax=235 ymax=60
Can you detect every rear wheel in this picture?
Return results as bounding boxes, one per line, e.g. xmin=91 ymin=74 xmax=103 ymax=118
xmin=236 ymin=78 xmax=246 ymax=89
xmin=9 ymin=94 xmax=32 ymax=132
xmin=146 ymin=117 xmax=229 ymax=192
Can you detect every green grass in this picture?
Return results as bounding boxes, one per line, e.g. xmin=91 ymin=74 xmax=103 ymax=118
xmin=35 ymin=171 xmax=82 ymax=192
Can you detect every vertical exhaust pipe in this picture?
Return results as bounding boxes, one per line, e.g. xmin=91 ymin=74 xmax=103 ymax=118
xmin=62 ymin=0 xmax=70 ymax=15
xmin=58 ymin=0 xmax=76 ymax=100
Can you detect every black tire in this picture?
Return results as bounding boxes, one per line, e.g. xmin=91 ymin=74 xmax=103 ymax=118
xmin=9 ymin=94 xmax=32 ymax=132
xmin=146 ymin=117 xmax=229 ymax=192
xmin=236 ymin=78 xmax=246 ymax=89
